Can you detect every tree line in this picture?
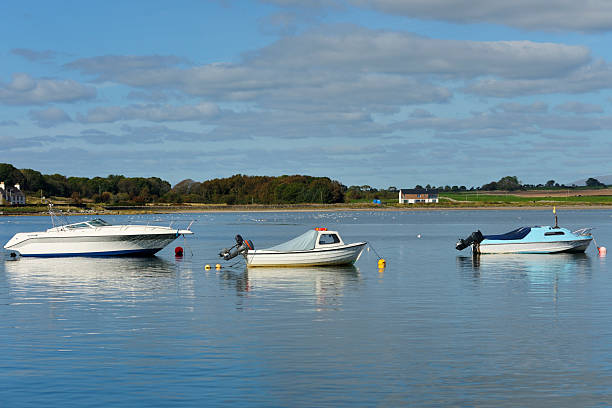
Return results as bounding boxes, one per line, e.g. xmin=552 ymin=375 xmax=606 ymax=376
xmin=0 ymin=163 xmax=171 ymax=205
xmin=478 ymin=176 xmax=608 ymax=191
xmin=409 ymin=176 xmax=608 ymax=192
xmin=0 ymin=163 xmax=348 ymax=205
xmin=170 ymin=174 xmax=345 ymax=204
xmin=1 ymin=163 xmax=608 ymax=206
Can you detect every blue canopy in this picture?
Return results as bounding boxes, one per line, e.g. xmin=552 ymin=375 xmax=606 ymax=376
xmin=265 ymin=230 xmax=318 ymax=251
xmin=484 ymin=227 xmax=531 ymax=241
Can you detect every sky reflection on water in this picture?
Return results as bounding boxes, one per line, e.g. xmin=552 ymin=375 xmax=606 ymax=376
xmin=1 ymin=209 xmax=612 ymax=407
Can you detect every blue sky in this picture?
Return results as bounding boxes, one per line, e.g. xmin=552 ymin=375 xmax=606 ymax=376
xmin=2 ymin=0 xmax=612 ymax=188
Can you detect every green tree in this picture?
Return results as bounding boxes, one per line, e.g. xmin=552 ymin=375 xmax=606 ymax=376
xmin=482 ymin=176 xmax=522 ymax=191
xmin=497 ymin=176 xmax=522 ymax=191
xmin=20 ymin=168 xmax=46 ymax=191
xmin=0 ymin=163 xmax=25 ymax=187
xmin=44 ymin=174 xmax=69 ymax=196
xmin=586 ymin=177 xmax=605 ymax=187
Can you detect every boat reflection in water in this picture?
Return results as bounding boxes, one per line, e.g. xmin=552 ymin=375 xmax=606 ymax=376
xmin=3 ymin=256 xmax=182 ymax=300
xmin=218 ymin=264 xmax=361 ymax=307
xmin=457 ymin=253 xmax=592 ymax=285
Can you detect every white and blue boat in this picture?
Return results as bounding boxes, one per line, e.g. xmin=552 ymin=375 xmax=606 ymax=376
xmin=456 ymin=225 xmax=593 ymax=254
xmin=4 ymin=216 xmax=193 ymax=257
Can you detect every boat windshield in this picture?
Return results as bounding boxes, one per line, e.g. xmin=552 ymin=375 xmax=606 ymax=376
xmin=319 ymin=233 xmax=340 ymax=245
xmin=88 ymin=218 xmax=111 ymax=227
xmin=65 ymin=222 xmax=93 ymax=230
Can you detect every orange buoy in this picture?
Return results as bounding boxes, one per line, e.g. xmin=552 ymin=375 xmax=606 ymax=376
xmin=175 ymin=246 xmax=184 ymax=256
xmin=378 ymin=258 xmax=386 ymax=268
xmin=599 ymin=247 xmax=607 ymax=257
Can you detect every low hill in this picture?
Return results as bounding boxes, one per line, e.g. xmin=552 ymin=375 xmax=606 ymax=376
xmin=569 ymin=175 xmax=612 ymax=186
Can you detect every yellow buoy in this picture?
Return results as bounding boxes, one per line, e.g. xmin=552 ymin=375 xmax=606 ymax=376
xmin=205 ymin=264 xmax=211 ymax=270
xmin=377 ymin=258 xmax=386 ymax=268
xmin=215 ymin=263 xmax=222 ymax=269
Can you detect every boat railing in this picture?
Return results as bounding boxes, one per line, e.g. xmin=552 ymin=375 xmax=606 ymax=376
xmin=573 ymin=227 xmax=593 ymax=236
xmin=168 ymin=219 xmax=196 ymax=231
xmin=126 ymin=219 xmax=196 ymax=231
xmin=45 ymin=205 xmax=196 ymax=232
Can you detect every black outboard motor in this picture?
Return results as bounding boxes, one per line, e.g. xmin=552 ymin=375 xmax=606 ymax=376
xmin=456 ymin=230 xmax=484 ymax=251
xmin=219 ymin=234 xmax=255 ymax=261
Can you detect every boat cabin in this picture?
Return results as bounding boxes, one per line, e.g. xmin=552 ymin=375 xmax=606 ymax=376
xmin=262 ymin=228 xmax=347 ymax=252
xmin=314 ymin=229 xmax=345 ymax=249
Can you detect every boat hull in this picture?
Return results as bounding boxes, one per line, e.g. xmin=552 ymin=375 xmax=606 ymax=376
xmin=245 ymin=242 xmax=366 ymax=267
xmin=477 ymin=238 xmax=592 ymax=254
xmin=4 ymin=230 xmax=183 ymax=257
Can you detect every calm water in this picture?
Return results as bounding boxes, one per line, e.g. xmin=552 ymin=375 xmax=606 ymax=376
xmin=1 ymin=209 xmax=611 ymax=407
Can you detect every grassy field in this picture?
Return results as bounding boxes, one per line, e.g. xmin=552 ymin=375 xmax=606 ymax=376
xmin=441 ymin=192 xmax=612 ymax=205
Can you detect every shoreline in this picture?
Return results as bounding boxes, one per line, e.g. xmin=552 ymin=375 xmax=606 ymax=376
xmin=2 ymin=203 xmax=612 ymax=216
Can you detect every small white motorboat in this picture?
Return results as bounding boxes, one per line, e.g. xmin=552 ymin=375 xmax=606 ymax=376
xmin=4 ymin=207 xmax=193 ymax=257
xmin=219 ymin=228 xmax=366 ymax=267
xmin=456 ymin=225 xmax=592 ymax=254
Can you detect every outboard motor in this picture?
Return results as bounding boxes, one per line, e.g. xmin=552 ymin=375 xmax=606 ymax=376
xmin=456 ymin=230 xmax=484 ymax=251
xmin=219 ymin=234 xmax=254 ymax=261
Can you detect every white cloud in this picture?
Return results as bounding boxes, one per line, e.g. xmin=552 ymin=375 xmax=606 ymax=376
xmin=554 ymin=101 xmax=604 ymax=114
xmin=393 ymin=109 xmax=612 ymax=138
xmin=248 ymin=27 xmax=589 ymax=79
xmin=65 ymin=55 xmax=188 ymax=82
xmin=0 ymin=73 xmax=96 ymax=105
xmin=491 ymin=102 xmax=549 ymax=114
xmin=464 ymin=60 xmax=612 ymax=97
xmin=348 ymin=0 xmax=612 ymax=31
xmin=76 ymin=125 xmax=215 ymax=145
xmin=77 ymin=102 xmax=220 ymax=123
xmin=204 ymin=109 xmax=389 ymax=140
xmin=63 ymin=27 xmax=594 ymax=117
xmin=29 ymin=107 xmax=72 ymax=128
xmin=11 ymin=48 xmax=62 ymax=62
xmin=410 ymin=108 xmax=434 ymax=118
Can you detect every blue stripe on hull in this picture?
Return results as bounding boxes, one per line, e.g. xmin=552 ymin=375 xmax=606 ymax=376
xmin=19 ymin=248 xmax=162 ymax=258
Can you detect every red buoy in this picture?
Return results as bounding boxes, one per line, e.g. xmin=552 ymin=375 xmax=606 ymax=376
xmin=175 ymin=246 xmax=184 ymax=257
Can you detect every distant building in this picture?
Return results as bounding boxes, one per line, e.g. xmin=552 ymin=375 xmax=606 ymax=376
xmin=399 ymin=188 xmax=438 ymax=204
xmin=0 ymin=182 xmax=26 ymax=205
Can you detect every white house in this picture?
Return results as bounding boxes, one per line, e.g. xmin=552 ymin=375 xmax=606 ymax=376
xmin=0 ymin=182 xmax=26 ymax=205
xmin=398 ymin=188 xmax=439 ymax=204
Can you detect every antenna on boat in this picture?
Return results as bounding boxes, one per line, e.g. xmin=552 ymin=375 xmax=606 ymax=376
xmin=49 ymin=203 xmax=56 ymax=228
xmin=553 ymin=206 xmax=558 ymax=228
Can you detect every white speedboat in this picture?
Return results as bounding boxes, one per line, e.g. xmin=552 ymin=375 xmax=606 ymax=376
xmin=219 ymin=228 xmax=366 ymax=267
xmin=456 ymin=225 xmax=592 ymax=254
xmin=4 ymin=216 xmax=193 ymax=257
